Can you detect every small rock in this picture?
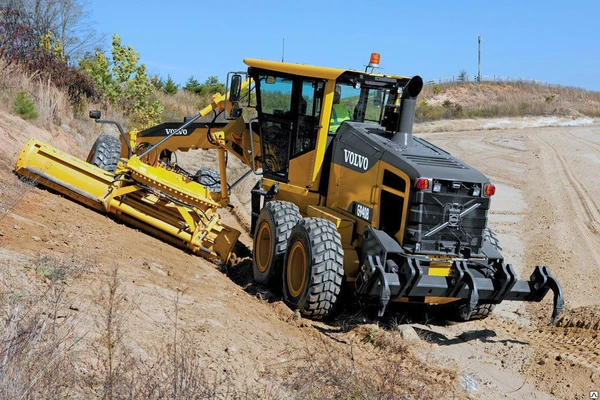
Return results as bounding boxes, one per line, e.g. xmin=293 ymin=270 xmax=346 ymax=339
xmin=459 ymin=374 xmax=479 ymax=393
xmin=291 ymin=309 xmax=301 ymax=321
xmin=555 ymin=355 xmax=563 ymax=362
xmin=396 ymin=324 xmax=421 ymax=342
xmin=149 ymin=263 xmax=167 ymax=276
xmin=538 ymin=359 xmax=546 ymax=365
xmin=225 ymin=346 xmax=239 ymax=355
xmin=31 ymin=236 xmax=41 ymax=241
xmin=0 ymin=232 xmax=4 ymax=236
xmin=13 ymin=225 xmax=20 ymax=230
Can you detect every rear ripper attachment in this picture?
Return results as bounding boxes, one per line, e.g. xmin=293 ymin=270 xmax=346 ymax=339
xmin=356 ymin=226 xmax=564 ymax=323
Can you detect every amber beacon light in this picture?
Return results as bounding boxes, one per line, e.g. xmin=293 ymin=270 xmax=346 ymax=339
xmin=368 ymin=53 xmax=380 ymax=68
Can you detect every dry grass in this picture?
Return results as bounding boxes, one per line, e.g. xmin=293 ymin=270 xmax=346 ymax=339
xmin=0 ymin=252 xmax=461 ymax=399
xmin=155 ymin=90 xmax=213 ymax=122
xmin=0 ymin=253 xmax=94 ymax=399
xmin=0 ymin=164 xmax=39 ymax=221
xmin=0 ymin=61 xmax=74 ymax=127
xmin=258 ymin=326 xmax=458 ymax=400
xmin=418 ymin=81 xmax=600 ymax=121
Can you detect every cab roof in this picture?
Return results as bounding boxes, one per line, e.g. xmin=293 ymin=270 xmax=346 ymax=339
xmin=243 ymin=58 xmax=412 ymax=84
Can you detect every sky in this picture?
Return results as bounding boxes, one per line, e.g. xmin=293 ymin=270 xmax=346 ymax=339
xmin=87 ymin=0 xmax=600 ymax=91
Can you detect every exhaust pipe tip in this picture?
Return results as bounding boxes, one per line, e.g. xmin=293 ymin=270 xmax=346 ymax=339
xmin=404 ymin=75 xmax=423 ymax=99
xmin=389 ymin=75 xmax=423 ymax=147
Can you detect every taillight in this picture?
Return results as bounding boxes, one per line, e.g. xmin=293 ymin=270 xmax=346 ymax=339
xmin=415 ymin=178 xmax=429 ymax=190
xmin=484 ymin=183 xmax=496 ymax=196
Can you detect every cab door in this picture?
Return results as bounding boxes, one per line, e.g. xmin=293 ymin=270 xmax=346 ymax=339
xmin=253 ymin=71 xmax=324 ymax=184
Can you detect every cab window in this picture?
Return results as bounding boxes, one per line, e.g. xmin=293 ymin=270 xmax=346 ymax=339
xmin=260 ymin=77 xmax=293 ymax=115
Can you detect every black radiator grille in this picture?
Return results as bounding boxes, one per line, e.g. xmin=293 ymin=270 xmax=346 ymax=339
xmin=405 ymin=190 xmax=490 ymax=254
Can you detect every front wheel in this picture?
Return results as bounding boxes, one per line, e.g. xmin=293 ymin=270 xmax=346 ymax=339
xmin=283 ymin=218 xmax=344 ymax=320
xmin=86 ymin=135 xmax=121 ymax=173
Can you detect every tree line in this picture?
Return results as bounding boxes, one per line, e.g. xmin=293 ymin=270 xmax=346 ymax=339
xmin=0 ymin=0 xmax=225 ymax=128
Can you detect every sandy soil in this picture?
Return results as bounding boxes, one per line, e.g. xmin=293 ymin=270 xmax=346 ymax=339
xmin=1 ymin=111 xmax=599 ymax=399
xmin=416 ymin=121 xmax=600 ymax=399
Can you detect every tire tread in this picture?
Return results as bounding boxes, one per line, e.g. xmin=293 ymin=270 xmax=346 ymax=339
xmin=87 ymin=135 xmax=121 ymax=173
xmin=290 ymin=218 xmax=344 ymax=319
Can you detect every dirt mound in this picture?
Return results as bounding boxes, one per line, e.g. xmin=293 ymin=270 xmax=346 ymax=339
xmin=421 ymin=81 xmax=600 ymax=117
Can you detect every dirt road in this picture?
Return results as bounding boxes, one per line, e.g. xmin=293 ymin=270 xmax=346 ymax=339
xmin=416 ymin=121 xmax=600 ymax=399
xmin=1 ymin=112 xmax=599 ymax=398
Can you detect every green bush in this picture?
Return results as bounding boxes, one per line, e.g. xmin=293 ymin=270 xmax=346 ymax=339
xmin=183 ymin=75 xmax=224 ymax=96
xmin=79 ymin=34 xmax=163 ymax=129
xmin=432 ymin=85 xmax=441 ymax=95
xmin=163 ymin=76 xmax=179 ymax=95
xmin=13 ymin=91 xmax=38 ymax=119
xmin=519 ymin=102 xmax=529 ymax=115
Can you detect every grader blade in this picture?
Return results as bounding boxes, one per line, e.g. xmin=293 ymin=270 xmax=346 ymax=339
xmin=16 ymin=138 xmax=112 ymax=211
xmin=15 ymin=139 xmax=240 ymax=262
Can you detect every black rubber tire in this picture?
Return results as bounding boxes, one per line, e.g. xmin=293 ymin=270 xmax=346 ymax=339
xmin=195 ymin=167 xmax=221 ymax=192
xmin=283 ymin=218 xmax=344 ymax=320
xmin=252 ymin=201 xmax=301 ymax=284
xmin=484 ymin=227 xmax=503 ymax=252
xmin=86 ymin=135 xmax=121 ymax=173
xmin=455 ymin=302 xmax=496 ymax=321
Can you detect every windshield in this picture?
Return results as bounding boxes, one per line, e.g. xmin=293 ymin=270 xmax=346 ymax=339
xmin=338 ymin=85 xmax=389 ymax=121
xmin=329 ymin=72 xmax=402 ymax=134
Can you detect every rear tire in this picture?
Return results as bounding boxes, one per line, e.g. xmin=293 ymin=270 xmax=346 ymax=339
xmin=252 ymin=201 xmax=301 ymax=284
xmin=86 ymin=135 xmax=121 ymax=173
xmin=283 ymin=218 xmax=344 ymax=320
xmin=484 ymin=228 xmax=502 ymax=252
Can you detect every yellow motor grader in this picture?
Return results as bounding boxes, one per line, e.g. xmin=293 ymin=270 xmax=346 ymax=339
xmin=14 ymin=55 xmax=564 ymax=322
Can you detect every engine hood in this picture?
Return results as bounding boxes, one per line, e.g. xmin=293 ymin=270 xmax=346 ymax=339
xmin=332 ymin=122 xmax=490 ymax=184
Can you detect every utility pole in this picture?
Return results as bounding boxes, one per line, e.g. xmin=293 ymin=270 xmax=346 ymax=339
xmin=477 ymin=36 xmax=482 ymax=84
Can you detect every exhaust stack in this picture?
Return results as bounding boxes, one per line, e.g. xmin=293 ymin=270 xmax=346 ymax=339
xmin=391 ymin=75 xmax=423 ymax=148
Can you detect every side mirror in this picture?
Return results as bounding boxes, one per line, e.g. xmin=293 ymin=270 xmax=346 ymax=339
xmin=89 ymin=110 xmax=101 ymax=119
xmin=230 ymin=74 xmax=242 ymax=102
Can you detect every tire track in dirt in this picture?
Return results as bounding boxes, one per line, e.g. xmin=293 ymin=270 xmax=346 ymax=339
xmin=482 ymin=136 xmax=529 ymax=153
xmin=500 ymin=322 xmax=600 ymax=372
xmin=563 ymin=131 xmax=600 ymax=154
xmin=533 ymin=131 xmax=600 ymax=238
